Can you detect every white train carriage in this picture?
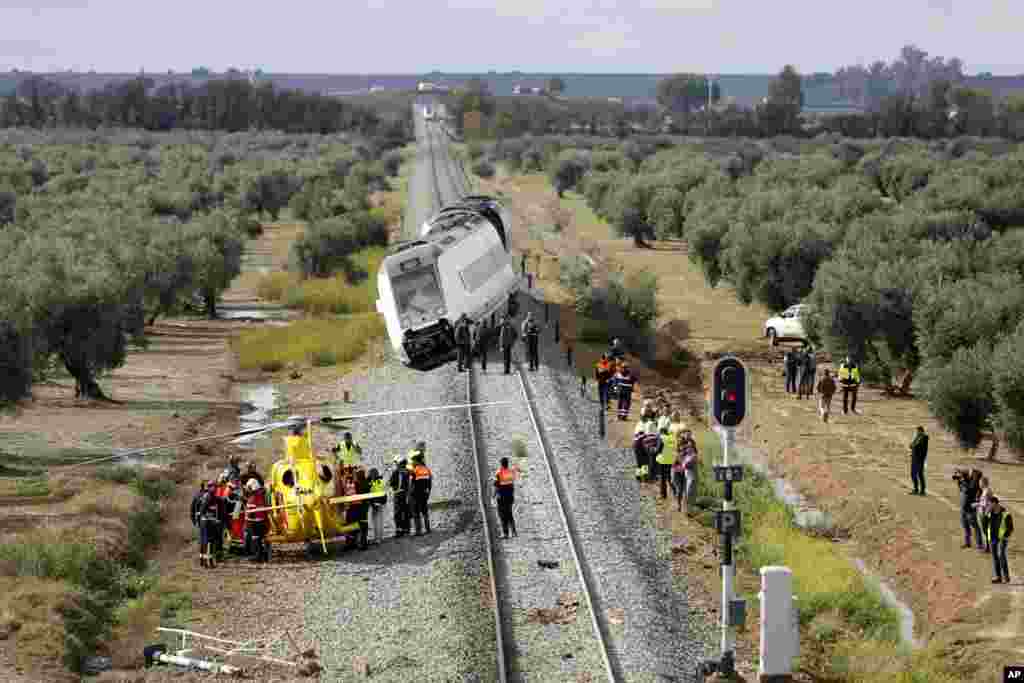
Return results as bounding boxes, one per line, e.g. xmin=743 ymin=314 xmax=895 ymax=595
xmin=377 ymin=197 xmax=519 ymax=367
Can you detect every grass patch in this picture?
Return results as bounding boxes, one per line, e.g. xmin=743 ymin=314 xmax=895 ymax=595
xmin=15 ymin=476 xmax=50 ymax=497
xmin=576 ymin=317 xmax=610 ymax=344
xmin=0 ymin=466 xmax=171 ymax=673
xmin=256 ymin=246 xmax=386 ymax=315
xmin=690 ymin=430 xmax=959 ymax=681
xmin=233 ymin=314 xmax=386 ymax=372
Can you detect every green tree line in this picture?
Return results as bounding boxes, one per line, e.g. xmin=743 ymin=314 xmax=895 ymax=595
xmin=550 ymin=136 xmax=1024 ymax=454
xmin=0 ymin=128 xmax=399 ymax=403
xmin=2 ymin=75 xmax=413 ymax=140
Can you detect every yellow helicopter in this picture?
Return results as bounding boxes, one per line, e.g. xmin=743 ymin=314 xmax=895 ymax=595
xmin=73 ymin=401 xmax=512 ymax=557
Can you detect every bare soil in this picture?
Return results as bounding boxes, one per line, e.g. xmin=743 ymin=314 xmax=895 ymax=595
xmin=479 ymin=170 xmax=1024 ymax=681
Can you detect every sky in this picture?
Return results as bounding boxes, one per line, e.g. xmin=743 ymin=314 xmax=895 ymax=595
xmin=2 ymin=0 xmax=1023 ymax=75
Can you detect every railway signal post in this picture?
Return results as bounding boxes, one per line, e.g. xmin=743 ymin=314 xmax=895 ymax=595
xmin=698 ymin=356 xmax=749 ymax=681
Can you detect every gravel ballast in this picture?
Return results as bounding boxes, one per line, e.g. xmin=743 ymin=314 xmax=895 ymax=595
xmin=514 ymin=290 xmax=713 ymax=682
xmin=299 ymin=107 xmax=498 ymax=682
xmin=469 ymin=361 xmax=610 ymax=680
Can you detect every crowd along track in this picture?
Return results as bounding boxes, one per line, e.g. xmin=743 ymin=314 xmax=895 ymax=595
xmin=466 ymin=360 xmax=620 ymax=682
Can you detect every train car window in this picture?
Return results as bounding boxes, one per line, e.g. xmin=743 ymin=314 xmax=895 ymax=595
xmin=393 ymin=268 xmax=444 ymax=315
xmin=459 ymin=244 xmax=506 ymax=293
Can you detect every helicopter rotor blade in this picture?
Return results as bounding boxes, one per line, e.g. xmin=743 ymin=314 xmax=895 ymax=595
xmin=65 ymin=418 xmax=306 ymax=470
xmin=319 ymin=400 xmax=513 ymax=424
xmin=326 ymin=492 xmax=387 ymax=505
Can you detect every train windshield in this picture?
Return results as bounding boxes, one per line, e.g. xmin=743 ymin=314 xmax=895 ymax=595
xmin=392 ymin=267 xmax=444 ymax=316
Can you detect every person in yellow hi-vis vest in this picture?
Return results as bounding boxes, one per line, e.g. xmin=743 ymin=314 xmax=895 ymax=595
xmin=332 ymin=431 xmax=362 ymax=467
xmin=656 ymin=425 xmax=677 ymax=500
xmin=838 ymin=355 xmax=862 ymax=415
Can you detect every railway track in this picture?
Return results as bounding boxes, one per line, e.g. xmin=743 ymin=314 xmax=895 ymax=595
xmin=466 ymin=362 xmax=619 ymax=682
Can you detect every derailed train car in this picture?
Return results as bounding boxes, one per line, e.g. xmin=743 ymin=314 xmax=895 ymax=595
xmin=376 ymin=196 xmax=519 ymax=367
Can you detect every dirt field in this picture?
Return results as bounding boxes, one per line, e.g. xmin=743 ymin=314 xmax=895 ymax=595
xmin=477 ymin=169 xmax=1024 ymax=680
xmin=0 ymin=220 xmax=343 ymax=681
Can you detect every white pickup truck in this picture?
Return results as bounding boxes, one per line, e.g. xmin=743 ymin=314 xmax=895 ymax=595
xmin=764 ymin=304 xmax=808 ymax=346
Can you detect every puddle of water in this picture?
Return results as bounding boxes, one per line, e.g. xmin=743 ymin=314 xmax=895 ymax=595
xmin=218 ymin=305 xmax=293 ymax=321
xmin=237 ymin=384 xmax=280 ymax=449
xmin=114 ymin=448 xmax=174 ymax=468
xmin=727 ymin=437 xmax=922 ymax=650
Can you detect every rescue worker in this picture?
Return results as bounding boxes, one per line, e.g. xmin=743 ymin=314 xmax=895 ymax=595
xmin=656 ymin=424 xmax=677 ymax=499
xmin=783 ymin=349 xmax=798 ymax=394
xmin=609 ymin=338 xmax=625 ymax=363
xmin=454 ymin=313 xmax=471 ymax=372
xmin=522 ymin=312 xmax=541 ymax=371
xmin=408 ymin=440 xmax=427 ymax=463
xmin=410 ymin=453 xmax=433 ymax=536
xmin=797 ymin=347 xmax=817 ymax=400
xmin=242 ymin=461 xmax=264 ymax=489
xmin=499 ymin=315 xmax=518 ymax=375
xmin=641 ymin=421 xmax=663 ymax=483
xmin=190 ymin=480 xmax=209 ymax=545
xmin=656 ymin=405 xmax=672 ymax=434
xmin=989 ymin=497 xmax=1013 ymax=583
xmin=245 ymin=479 xmax=270 ymax=563
xmin=817 ymin=369 xmax=837 ymax=422
xmin=838 ymin=355 xmax=861 ymax=414
xmin=224 ymin=454 xmax=241 ymax=483
xmin=595 ymin=354 xmax=613 ymax=409
xmin=494 ymin=456 xmax=518 ymax=538
xmin=471 ymin=319 xmax=488 ymax=372
xmin=333 ymin=432 xmax=362 ymax=467
xmin=285 ymin=423 xmax=312 ymax=460
xmin=196 ymin=480 xmax=224 ymax=568
xmin=368 ymin=468 xmax=387 ymax=544
xmin=614 ymin=363 xmax=636 ymax=421
xmin=350 ymin=468 xmax=371 ymax=550
xmin=388 ymin=454 xmax=412 ymax=536
xmin=909 ymin=426 xmax=928 ymax=496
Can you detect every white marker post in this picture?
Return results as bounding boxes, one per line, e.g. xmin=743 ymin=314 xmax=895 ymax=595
xmin=759 ymin=566 xmax=798 ymax=682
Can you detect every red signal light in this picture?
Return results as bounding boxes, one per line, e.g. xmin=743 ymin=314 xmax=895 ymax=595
xmin=726 ymin=391 xmax=737 ymax=402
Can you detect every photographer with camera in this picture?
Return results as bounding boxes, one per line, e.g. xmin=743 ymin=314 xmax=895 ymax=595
xmin=955 ymin=468 xmax=985 ymax=550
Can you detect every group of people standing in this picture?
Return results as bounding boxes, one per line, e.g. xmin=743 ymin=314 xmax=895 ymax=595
xmin=452 ymin=305 xmax=543 ymax=375
xmin=632 ymin=403 xmax=701 ymax=513
xmin=782 ymin=346 xmax=862 ymax=423
xmin=594 ymin=339 xmax=637 ymax=420
xmin=190 ymin=455 xmax=270 ymax=568
xmin=387 ymin=441 xmax=434 ymax=537
xmin=953 ymin=465 xmax=1015 ymax=584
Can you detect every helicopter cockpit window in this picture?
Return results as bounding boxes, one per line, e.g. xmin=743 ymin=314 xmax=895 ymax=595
xmin=281 ymin=469 xmax=295 ymax=487
xmin=318 ymin=464 xmax=333 ymax=483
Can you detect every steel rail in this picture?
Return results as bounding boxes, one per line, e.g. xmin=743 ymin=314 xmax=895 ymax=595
xmin=514 ymin=363 xmax=621 ymax=682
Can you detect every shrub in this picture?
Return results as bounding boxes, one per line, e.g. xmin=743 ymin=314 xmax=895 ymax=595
xmin=577 ymin=317 xmax=610 ymax=344
xmin=920 ymin=342 xmax=996 ymax=449
xmin=233 ymin=315 xmax=386 ymax=371
xmin=381 ymin=149 xmax=403 ymax=177
xmin=291 ymin=212 xmax=388 ymax=278
xmin=310 ymin=349 xmax=338 ymax=367
xmin=467 ymin=142 xmax=485 ymax=160
xmin=472 ymin=160 xmax=495 ymax=178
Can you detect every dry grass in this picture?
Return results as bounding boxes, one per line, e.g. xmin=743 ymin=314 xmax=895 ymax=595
xmin=232 ymin=315 xmax=386 ymax=372
xmin=256 ymin=247 xmax=387 ymax=315
xmin=0 ymin=576 xmax=74 ymax=678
